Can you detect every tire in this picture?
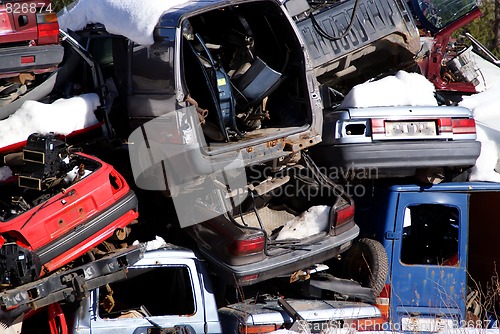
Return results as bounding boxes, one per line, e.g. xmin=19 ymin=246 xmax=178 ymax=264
xmin=341 ymin=238 xmax=389 ymax=297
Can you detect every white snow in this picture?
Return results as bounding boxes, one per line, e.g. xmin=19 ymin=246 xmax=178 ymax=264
xmin=133 ymin=235 xmax=168 ymax=251
xmin=459 ymin=84 xmax=500 ymax=182
xmin=0 ymin=93 xmax=100 ymax=149
xmin=276 ymin=205 xmax=330 ymax=240
xmin=468 ymin=123 xmax=500 ymax=182
xmin=58 ymin=0 xmax=189 ymax=46
xmin=339 ymin=71 xmax=437 ymax=109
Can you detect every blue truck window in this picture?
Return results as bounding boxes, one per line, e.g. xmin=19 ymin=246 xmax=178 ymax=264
xmin=401 ymin=204 xmax=459 ymax=266
xmin=98 ymin=266 xmax=195 ymax=317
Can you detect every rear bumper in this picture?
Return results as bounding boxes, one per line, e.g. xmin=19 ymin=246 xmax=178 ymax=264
xmin=37 ymin=190 xmax=138 ymax=272
xmin=199 ymin=224 xmax=359 ymax=286
xmin=311 ymin=140 xmax=481 ymax=176
xmin=0 ymin=44 xmax=64 ymax=76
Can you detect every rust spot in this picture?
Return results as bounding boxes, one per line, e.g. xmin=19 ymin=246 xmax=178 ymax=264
xmin=267 ymin=140 xmax=278 ymax=148
xmin=246 ymin=147 xmax=254 ymax=153
xmin=58 ymin=219 xmax=64 ymax=225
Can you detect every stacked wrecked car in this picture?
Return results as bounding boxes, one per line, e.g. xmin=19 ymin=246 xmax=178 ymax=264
xmin=0 ymin=0 xmax=496 ymax=332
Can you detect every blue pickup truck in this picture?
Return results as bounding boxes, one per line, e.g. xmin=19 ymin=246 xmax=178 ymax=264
xmin=346 ymin=181 xmax=500 ymax=331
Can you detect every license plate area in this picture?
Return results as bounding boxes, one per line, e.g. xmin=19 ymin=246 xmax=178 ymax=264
xmin=401 ymin=317 xmax=454 ymax=331
xmin=385 ymin=121 xmax=437 ymax=137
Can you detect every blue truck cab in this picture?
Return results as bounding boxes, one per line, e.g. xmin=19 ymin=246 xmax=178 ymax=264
xmin=353 ymin=181 xmax=500 ymax=331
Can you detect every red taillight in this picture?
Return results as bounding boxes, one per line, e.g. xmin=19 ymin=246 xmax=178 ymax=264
xmin=438 ymin=118 xmax=453 ymax=133
xmin=438 ymin=118 xmax=476 ymax=134
xmin=238 ymin=274 xmax=260 ymax=284
xmin=21 ymin=55 xmax=35 ymax=64
xmin=371 ymin=119 xmax=385 ymax=135
xmin=335 ymin=203 xmax=355 ymax=227
xmin=239 ymin=324 xmax=278 ymax=334
xmin=229 ymin=235 xmax=265 ymax=256
xmin=36 ymin=13 xmax=59 ymax=45
xmin=452 ymin=118 xmax=476 ymax=134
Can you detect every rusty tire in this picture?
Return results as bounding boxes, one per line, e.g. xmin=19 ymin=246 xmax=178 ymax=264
xmin=341 ymin=238 xmax=388 ymax=297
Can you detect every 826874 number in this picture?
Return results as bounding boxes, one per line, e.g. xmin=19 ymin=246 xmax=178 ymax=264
xmin=4 ymin=2 xmax=53 ymax=14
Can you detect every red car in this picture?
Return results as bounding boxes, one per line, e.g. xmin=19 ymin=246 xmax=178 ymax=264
xmin=411 ymin=0 xmax=482 ymax=94
xmin=0 ymin=133 xmax=139 ymax=287
xmin=0 ymin=0 xmax=62 ymax=78
xmin=1 ymin=0 xmax=63 ymax=114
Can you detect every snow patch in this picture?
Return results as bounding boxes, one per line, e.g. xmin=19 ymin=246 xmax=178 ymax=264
xmin=0 ymin=93 xmax=100 ymax=149
xmin=133 ymin=235 xmax=168 ymax=251
xmin=276 ymin=205 xmax=330 ymax=241
xmin=460 ymin=84 xmax=500 ymax=126
xmin=459 ymin=84 xmax=500 ymax=182
xmin=58 ymin=0 xmax=189 ymax=46
xmin=468 ymin=123 xmax=500 ymax=182
xmin=339 ymin=71 xmax=437 ymax=109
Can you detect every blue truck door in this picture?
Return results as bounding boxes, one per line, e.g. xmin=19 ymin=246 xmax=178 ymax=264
xmin=389 ymin=191 xmax=468 ymax=331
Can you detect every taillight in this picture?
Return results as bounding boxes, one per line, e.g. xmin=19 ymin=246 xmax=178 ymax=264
xmin=36 ymin=12 xmax=59 ymax=45
xmin=438 ymin=118 xmax=476 ymax=134
xmin=452 ymin=118 xmax=476 ymax=134
xmin=438 ymin=118 xmax=453 ymax=133
xmin=238 ymin=274 xmax=259 ymax=284
xmin=376 ymin=283 xmax=391 ymax=321
xmin=335 ymin=202 xmax=355 ymax=227
xmin=371 ymin=119 xmax=385 ymax=135
xmin=229 ymin=235 xmax=265 ymax=256
xmin=21 ymin=55 xmax=35 ymax=64
xmin=239 ymin=324 xmax=278 ymax=334
xmin=109 ymin=170 xmax=125 ymax=194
